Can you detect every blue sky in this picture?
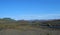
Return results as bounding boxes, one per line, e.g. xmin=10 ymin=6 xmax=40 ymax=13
xmin=0 ymin=0 xmax=60 ymax=20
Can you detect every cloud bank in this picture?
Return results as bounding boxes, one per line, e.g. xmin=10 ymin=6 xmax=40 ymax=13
xmin=17 ymin=14 xmax=60 ymax=20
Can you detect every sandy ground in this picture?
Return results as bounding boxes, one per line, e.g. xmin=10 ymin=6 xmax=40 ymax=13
xmin=0 ymin=29 xmax=60 ymax=35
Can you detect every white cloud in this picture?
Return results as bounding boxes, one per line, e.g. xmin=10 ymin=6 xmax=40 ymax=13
xmin=8 ymin=14 xmax=60 ymax=20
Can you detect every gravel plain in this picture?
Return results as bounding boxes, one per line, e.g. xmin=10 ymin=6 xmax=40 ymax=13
xmin=0 ymin=29 xmax=60 ymax=35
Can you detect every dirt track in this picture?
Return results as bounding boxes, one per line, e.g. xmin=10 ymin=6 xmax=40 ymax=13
xmin=0 ymin=29 xmax=60 ymax=35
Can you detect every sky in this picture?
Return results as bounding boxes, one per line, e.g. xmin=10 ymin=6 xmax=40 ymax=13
xmin=0 ymin=0 xmax=60 ymax=20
